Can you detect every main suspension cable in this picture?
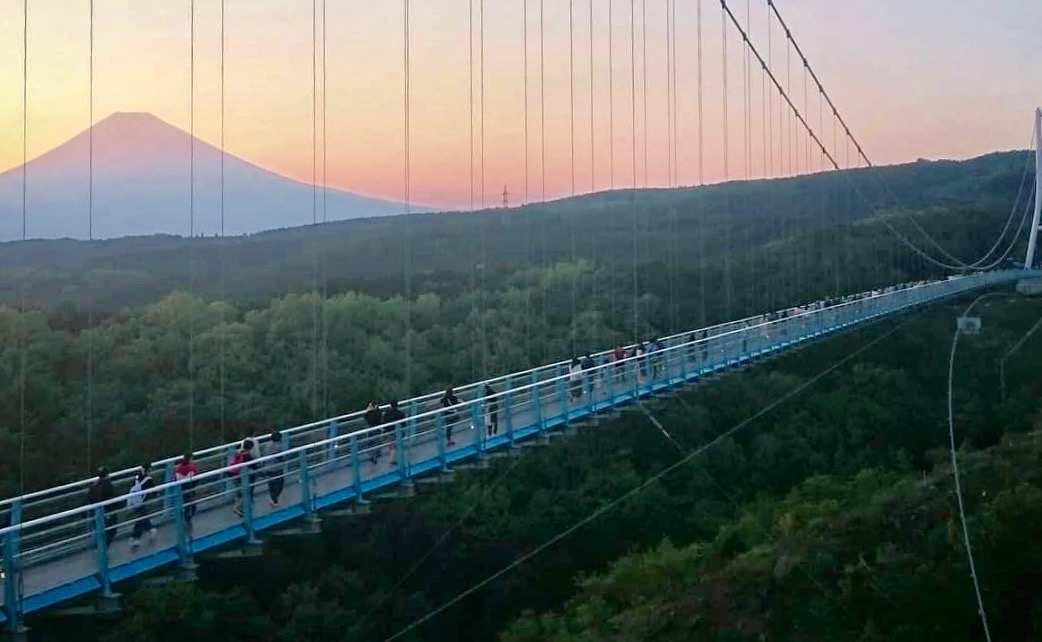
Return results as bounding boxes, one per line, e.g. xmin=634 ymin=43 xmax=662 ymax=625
xmin=188 ymin=0 xmax=196 ymax=452
xmin=310 ymin=0 xmax=320 ymax=417
xmin=721 ymin=1 xmax=732 ymax=318
xmin=608 ymin=0 xmax=615 ymax=190
xmin=725 ymin=0 xmax=1025 ymax=274
xmin=569 ymin=0 xmax=578 ymax=354
xmin=947 ymin=295 xmax=996 ymax=642
xmin=630 ymin=0 xmax=639 ymax=341
xmin=219 ymin=0 xmax=227 ymax=443
xmin=765 ymin=0 xmax=1012 ymax=272
xmin=19 ymin=0 xmax=28 ymax=493
xmin=480 ymin=0 xmax=488 ymax=376
xmin=403 ymin=0 xmax=413 ymax=396
xmin=86 ymin=0 xmax=95 ymax=474
xmin=697 ymin=0 xmax=706 ymax=325
xmin=321 ymin=0 xmax=329 ymax=415
xmin=379 ymin=317 xmax=907 ymax=642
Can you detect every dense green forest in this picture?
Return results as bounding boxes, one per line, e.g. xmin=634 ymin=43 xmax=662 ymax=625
xmin=4 ymin=150 xmax=1042 ymax=640
xmin=31 ymin=296 xmax=1042 ymax=642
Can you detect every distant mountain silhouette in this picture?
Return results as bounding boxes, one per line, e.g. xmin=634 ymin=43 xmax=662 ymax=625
xmin=0 ymin=112 xmax=420 ymax=241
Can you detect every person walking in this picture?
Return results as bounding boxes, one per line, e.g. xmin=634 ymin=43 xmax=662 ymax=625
xmin=440 ymin=387 xmax=461 ymax=446
xmin=580 ymin=354 xmax=595 ymax=395
xmin=651 ymin=338 xmax=665 ymax=379
xmin=569 ymin=357 xmax=583 ymax=401
xmin=263 ymin=431 xmax=289 ymax=508
xmin=364 ymin=402 xmax=384 ymax=464
xmin=483 ymin=384 xmax=499 ymax=436
xmin=635 ymin=342 xmax=648 ymax=381
xmin=230 ymin=438 xmax=258 ymax=517
xmin=127 ymin=464 xmax=157 ymax=552
xmin=613 ymin=344 xmax=626 ymax=383
xmin=173 ymin=453 xmax=199 ymax=530
xmin=86 ymin=466 xmax=118 ymax=547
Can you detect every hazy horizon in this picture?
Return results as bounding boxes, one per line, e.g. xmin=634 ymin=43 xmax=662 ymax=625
xmin=1 ymin=0 xmax=1040 ymax=210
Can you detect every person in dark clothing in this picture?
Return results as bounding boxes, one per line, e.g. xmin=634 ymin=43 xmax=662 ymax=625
xmin=440 ymin=387 xmax=462 ymax=446
xmin=173 ymin=454 xmax=199 ymax=529
xmin=127 ymin=463 xmax=157 ymax=551
xmin=263 ymin=431 xmax=289 ymax=508
xmin=364 ymin=402 xmax=384 ymax=463
xmin=580 ymin=354 xmax=595 ymax=394
xmin=383 ymin=400 xmax=406 ymax=467
xmin=613 ymin=344 xmax=627 ymax=382
xmin=483 ymin=384 xmax=499 ymax=436
xmin=651 ymin=338 xmax=665 ymax=378
xmin=230 ymin=438 xmax=259 ymax=517
xmin=86 ymin=466 xmax=118 ymax=547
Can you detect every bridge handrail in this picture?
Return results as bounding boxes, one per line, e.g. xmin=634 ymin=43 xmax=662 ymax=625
xmin=0 ymin=269 xmax=1022 ymax=540
xmin=0 ymin=300 xmax=778 ymax=512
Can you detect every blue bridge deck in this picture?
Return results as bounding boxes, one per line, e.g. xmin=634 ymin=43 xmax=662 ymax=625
xmin=0 ymin=269 xmax=1032 ymax=630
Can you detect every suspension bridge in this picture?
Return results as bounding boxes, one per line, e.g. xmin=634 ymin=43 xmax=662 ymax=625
xmin=2 ymin=0 xmax=1040 ymax=637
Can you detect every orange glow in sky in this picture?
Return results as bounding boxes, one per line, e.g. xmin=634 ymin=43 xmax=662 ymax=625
xmin=1 ymin=0 xmax=1040 ymax=209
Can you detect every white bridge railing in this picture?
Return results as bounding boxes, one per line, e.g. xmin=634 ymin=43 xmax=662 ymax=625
xmin=0 ymin=268 xmax=1031 ymax=630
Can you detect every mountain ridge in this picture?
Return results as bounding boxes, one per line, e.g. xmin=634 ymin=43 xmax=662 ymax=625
xmin=0 ymin=112 xmax=423 ymax=241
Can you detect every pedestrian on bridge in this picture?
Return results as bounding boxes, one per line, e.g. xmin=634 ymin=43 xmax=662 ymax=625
xmin=635 ymin=342 xmax=648 ymax=381
xmin=364 ymin=402 xmax=385 ymax=464
xmin=174 ymin=454 xmax=199 ymax=529
xmin=127 ymin=464 xmax=157 ymax=552
xmin=484 ymin=384 xmax=499 ymax=436
xmin=613 ymin=345 xmax=626 ymax=383
xmin=580 ymin=354 xmax=595 ymax=394
xmin=441 ymin=388 xmax=462 ymax=446
xmin=569 ymin=357 xmax=583 ymax=401
xmin=651 ymin=339 xmax=665 ymax=378
xmin=264 ymin=431 xmax=289 ymax=508
xmin=230 ymin=438 xmax=258 ymax=517
xmin=85 ymin=466 xmax=118 ymax=547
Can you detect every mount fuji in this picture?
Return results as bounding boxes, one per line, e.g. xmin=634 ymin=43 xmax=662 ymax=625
xmin=0 ymin=112 xmax=419 ymax=241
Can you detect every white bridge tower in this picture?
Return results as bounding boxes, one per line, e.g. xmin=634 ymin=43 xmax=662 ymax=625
xmin=1022 ymin=108 xmax=1042 ymax=271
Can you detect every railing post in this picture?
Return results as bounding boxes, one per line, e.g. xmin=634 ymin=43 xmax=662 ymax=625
xmin=408 ymin=400 xmax=420 ymax=460
xmin=163 ymin=461 xmax=175 ymax=514
xmin=299 ymin=450 xmax=316 ymax=519
xmin=435 ymin=412 xmax=447 ymax=469
xmin=3 ymin=500 xmax=22 ymax=633
xmin=172 ymin=481 xmax=191 ymax=567
xmin=531 ymin=371 xmax=543 ymax=431
xmin=242 ymin=467 xmax=258 ymax=544
xmin=607 ymin=357 xmax=617 ymax=409
xmin=471 ymin=401 xmax=483 ymax=452
xmin=224 ymin=444 xmax=237 ymax=495
xmin=395 ymin=420 xmax=407 ymax=475
xmin=91 ymin=505 xmax=114 ymax=597
xmin=503 ymin=378 xmax=515 ymax=445
xmin=586 ymin=367 xmax=595 ymax=416
xmin=555 ymin=364 xmax=567 ymax=420
xmin=326 ymin=420 xmax=339 ymax=463
xmin=350 ymin=434 xmax=362 ymax=498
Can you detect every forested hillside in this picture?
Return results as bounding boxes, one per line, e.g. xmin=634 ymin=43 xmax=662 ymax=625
xmin=0 ymin=150 xmax=1029 ymax=310
xmin=28 ymin=296 xmax=1042 ymax=642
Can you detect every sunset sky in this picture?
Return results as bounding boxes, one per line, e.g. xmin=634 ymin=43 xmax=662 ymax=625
xmin=1 ymin=0 xmax=1040 ymax=209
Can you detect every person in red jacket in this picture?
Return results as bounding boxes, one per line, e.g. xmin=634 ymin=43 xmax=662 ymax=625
xmin=229 ymin=438 xmax=258 ymax=517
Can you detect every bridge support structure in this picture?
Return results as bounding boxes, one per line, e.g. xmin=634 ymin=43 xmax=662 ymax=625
xmin=1020 ymin=108 xmax=1042 ymax=290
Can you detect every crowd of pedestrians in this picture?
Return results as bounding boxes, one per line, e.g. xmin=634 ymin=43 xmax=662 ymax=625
xmin=76 ymin=277 xmax=943 ymax=555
